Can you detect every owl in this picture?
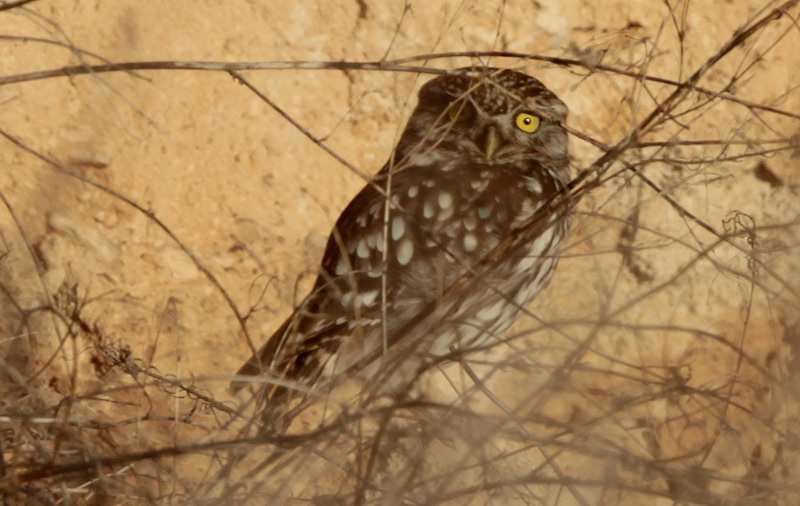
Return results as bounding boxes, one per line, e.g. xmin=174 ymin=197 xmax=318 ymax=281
xmin=231 ymin=67 xmax=571 ymax=409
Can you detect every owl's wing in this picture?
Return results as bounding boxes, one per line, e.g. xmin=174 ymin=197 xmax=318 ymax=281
xmin=230 ymin=159 xmax=557 ymax=396
xmin=229 ymin=178 xmax=390 ymax=395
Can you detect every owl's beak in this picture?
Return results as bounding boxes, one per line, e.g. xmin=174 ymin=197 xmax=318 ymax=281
xmin=481 ymin=125 xmax=502 ymax=160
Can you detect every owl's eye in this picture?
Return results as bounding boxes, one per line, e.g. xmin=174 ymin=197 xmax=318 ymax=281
xmin=515 ymin=112 xmax=540 ymax=133
xmin=447 ymin=102 xmax=473 ymax=122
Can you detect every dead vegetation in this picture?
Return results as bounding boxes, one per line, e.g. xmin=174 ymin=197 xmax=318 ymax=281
xmin=1 ymin=1 xmax=799 ymax=504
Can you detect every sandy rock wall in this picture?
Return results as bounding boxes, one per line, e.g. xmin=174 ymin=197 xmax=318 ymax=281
xmin=1 ymin=1 xmax=798 ymax=505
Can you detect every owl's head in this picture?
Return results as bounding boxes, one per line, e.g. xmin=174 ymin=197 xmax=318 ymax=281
xmin=394 ymin=67 xmax=568 ymax=173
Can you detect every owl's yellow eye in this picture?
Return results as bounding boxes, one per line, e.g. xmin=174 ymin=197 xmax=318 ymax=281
xmin=447 ymin=102 xmax=473 ymax=122
xmin=515 ymin=112 xmax=540 ymax=133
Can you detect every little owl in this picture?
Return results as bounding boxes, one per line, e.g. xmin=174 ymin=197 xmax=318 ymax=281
xmin=231 ymin=67 xmax=572 ymax=410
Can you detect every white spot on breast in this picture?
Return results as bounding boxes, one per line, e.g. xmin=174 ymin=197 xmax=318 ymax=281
xmin=423 ymin=201 xmax=435 ymax=218
xmin=478 ymin=207 xmax=491 ymax=219
xmin=464 ymin=215 xmax=477 ymax=231
xmin=470 ymin=179 xmax=489 ymax=192
xmin=524 ymin=176 xmax=543 ymax=194
xmin=397 ymin=239 xmax=414 ymax=265
xmin=357 ymin=290 xmax=378 ymax=307
xmin=530 ymin=227 xmax=555 ymax=255
xmin=391 ymin=216 xmax=405 ymax=240
xmin=463 ymin=233 xmax=478 ymax=252
xmin=341 ymin=292 xmax=353 ymax=307
xmin=424 ymin=180 xmax=435 ymax=188
xmin=517 ymin=254 xmax=538 ymax=272
xmin=335 ymin=260 xmax=348 ymax=275
xmin=408 ymin=185 xmax=419 ymax=197
xmin=438 ymin=192 xmax=453 ymax=209
xmin=357 ymin=239 xmax=370 ymax=258
xmin=357 ymin=214 xmax=368 ymax=227
xmin=476 ymin=300 xmax=505 ymax=321
xmin=410 ymin=153 xmax=437 ymax=167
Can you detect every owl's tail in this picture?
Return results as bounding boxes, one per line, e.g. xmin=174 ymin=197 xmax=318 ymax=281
xmin=229 ymin=302 xmax=349 ymax=401
xmin=229 ymin=315 xmax=295 ymax=396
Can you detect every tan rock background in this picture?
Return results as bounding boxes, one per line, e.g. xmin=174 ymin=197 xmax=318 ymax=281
xmin=1 ymin=1 xmax=798 ymax=504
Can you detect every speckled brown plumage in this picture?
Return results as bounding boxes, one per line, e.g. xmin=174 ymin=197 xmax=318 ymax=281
xmin=231 ymin=67 xmax=572 ymax=409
